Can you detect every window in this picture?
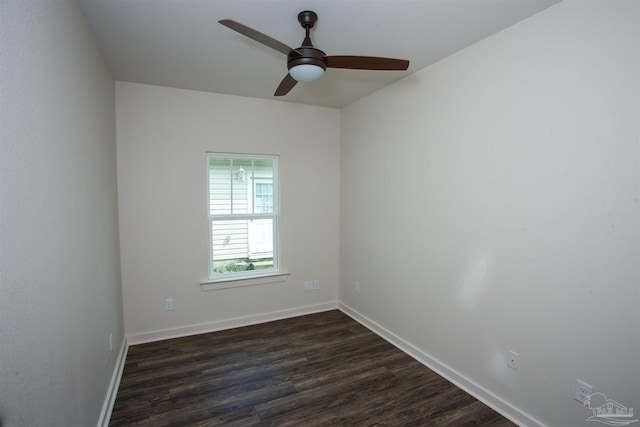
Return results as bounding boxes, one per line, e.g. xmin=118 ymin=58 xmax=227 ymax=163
xmin=207 ymin=153 xmax=279 ymax=280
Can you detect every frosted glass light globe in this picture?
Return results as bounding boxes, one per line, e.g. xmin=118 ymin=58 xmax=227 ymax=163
xmin=289 ymin=64 xmax=325 ymax=82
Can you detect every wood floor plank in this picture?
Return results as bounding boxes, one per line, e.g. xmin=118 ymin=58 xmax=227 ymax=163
xmin=110 ymin=310 xmax=517 ymax=426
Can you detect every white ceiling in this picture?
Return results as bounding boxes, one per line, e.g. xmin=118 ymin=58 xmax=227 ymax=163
xmin=79 ymin=0 xmax=560 ymax=108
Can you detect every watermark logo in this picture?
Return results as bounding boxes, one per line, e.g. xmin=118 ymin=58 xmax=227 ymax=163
xmin=585 ymin=392 xmax=638 ymax=426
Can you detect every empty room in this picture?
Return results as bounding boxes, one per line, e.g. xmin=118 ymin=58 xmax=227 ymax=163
xmin=1 ymin=0 xmax=638 ymax=426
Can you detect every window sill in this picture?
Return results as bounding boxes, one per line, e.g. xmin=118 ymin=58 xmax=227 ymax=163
xmin=200 ymin=271 xmax=290 ymax=291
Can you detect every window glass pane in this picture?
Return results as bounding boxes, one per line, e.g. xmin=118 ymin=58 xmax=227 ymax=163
xmin=252 ymin=159 xmax=273 ymax=172
xmin=255 ymin=182 xmax=273 ymax=213
xmin=208 ymin=157 xmax=231 ymax=215
xmin=231 ymin=159 xmax=251 ymax=214
xmin=211 ymin=218 xmax=273 ymax=274
xmin=211 ymin=219 xmax=247 ymax=260
xmin=248 ymin=218 xmax=273 ymax=258
xmin=249 ymin=159 xmax=273 ymax=215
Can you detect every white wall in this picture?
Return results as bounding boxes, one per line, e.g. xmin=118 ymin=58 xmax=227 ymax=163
xmin=116 ymin=82 xmax=340 ymax=340
xmin=340 ymin=1 xmax=639 ymax=426
xmin=0 ymin=1 xmax=123 ymax=426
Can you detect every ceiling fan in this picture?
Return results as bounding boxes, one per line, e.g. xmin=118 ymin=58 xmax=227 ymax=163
xmin=219 ymin=11 xmax=410 ymax=96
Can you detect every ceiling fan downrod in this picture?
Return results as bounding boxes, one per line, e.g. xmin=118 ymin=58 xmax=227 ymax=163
xmin=298 ymin=10 xmax=317 ymax=47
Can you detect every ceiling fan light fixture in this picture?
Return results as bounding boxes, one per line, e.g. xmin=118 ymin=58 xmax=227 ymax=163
xmin=220 ymin=11 xmax=409 ymax=97
xmin=289 ymin=64 xmax=325 ymax=82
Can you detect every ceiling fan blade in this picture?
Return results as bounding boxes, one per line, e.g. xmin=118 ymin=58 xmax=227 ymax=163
xmin=219 ymin=19 xmax=300 ymax=56
xmin=274 ymin=74 xmax=298 ymax=96
xmin=325 ymin=56 xmax=409 ymax=71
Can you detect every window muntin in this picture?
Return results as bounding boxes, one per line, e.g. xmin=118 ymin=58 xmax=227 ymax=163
xmin=207 ymin=154 xmax=278 ymax=279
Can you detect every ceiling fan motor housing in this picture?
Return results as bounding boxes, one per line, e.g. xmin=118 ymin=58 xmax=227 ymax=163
xmin=287 ymin=47 xmax=327 ymax=71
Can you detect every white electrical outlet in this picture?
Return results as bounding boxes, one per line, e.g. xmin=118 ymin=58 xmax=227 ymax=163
xmin=507 ymin=350 xmax=519 ymax=370
xmin=575 ymin=379 xmax=593 ymax=404
xmin=354 ymin=281 xmax=360 ymax=293
xmin=313 ymin=280 xmax=320 ymax=290
xmin=165 ymin=298 xmax=174 ymax=311
xmin=304 ymin=280 xmax=313 ymax=291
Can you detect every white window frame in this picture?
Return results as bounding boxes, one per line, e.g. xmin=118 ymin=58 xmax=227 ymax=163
xmin=204 ymin=153 xmax=282 ymax=286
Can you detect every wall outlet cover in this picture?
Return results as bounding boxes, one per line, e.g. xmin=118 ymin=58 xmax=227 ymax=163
xmin=575 ymin=380 xmax=593 ymax=404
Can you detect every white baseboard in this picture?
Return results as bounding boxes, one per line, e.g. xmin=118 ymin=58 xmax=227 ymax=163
xmin=97 ymin=338 xmax=128 ymax=427
xmin=103 ymin=302 xmax=538 ymax=427
xmin=126 ymin=301 xmax=339 ymax=345
xmin=338 ymin=302 xmax=545 ymax=427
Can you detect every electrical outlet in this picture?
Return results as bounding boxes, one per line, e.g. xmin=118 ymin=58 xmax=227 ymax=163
xmin=304 ymin=280 xmax=313 ymax=291
xmin=313 ymin=280 xmax=320 ymax=290
xmin=165 ymin=298 xmax=174 ymax=311
xmin=507 ymin=350 xmax=519 ymax=370
xmin=575 ymin=379 xmax=593 ymax=404
xmin=354 ymin=281 xmax=360 ymax=293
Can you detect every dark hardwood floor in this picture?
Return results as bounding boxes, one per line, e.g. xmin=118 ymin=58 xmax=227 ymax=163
xmin=109 ymin=310 xmax=517 ymax=426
